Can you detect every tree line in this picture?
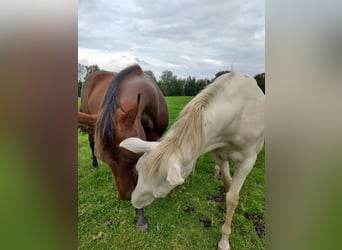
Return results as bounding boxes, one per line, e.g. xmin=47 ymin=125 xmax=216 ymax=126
xmin=78 ymin=63 xmax=265 ymax=97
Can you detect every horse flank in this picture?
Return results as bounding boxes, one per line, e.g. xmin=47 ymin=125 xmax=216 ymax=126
xmin=146 ymin=72 xmax=235 ymax=177
xmin=95 ymin=65 xmax=143 ymax=160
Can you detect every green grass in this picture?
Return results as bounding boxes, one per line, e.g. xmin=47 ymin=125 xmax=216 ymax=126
xmin=78 ymin=96 xmax=265 ymax=249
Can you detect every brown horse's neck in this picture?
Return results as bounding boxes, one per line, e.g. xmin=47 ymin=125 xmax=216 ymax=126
xmin=106 ymin=151 xmax=140 ymax=200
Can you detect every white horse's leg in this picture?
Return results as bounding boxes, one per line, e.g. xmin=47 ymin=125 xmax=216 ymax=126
xmin=214 ymin=161 xmax=232 ymax=191
xmin=218 ymin=155 xmax=257 ymax=250
xmin=214 ymin=165 xmax=221 ymax=180
xmin=212 ymin=152 xmax=232 ymax=190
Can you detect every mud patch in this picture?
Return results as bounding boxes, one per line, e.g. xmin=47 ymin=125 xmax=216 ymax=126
xmin=199 ymin=215 xmax=212 ymax=227
xmin=207 ymin=186 xmax=226 ymax=202
xmin=245 ymin=212 xmax=265 ymax=238
xmin=184 ymin=206 xmax=212 ymax=227
xmin=184 ymin=206 xmax=196 ymax=214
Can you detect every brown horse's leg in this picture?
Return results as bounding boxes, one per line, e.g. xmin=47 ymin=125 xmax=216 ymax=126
xmin=88 ymin=133 xmax=98 ymax=168
xmin=135 ymin=208 xmax=148 ymax=232
xmin=218 ymin=155 xmax=256 ymax=250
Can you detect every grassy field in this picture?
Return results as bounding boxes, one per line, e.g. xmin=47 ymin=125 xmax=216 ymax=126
xmin=78 ymin=96 xmax=265 ymax=249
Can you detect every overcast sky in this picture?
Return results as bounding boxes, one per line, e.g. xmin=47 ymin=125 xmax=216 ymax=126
xmin=78 ymin=0 xmax=264 ymax=79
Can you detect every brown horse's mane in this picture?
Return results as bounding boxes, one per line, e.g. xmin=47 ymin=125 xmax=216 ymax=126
xmin=95 ymin=64 xmax=143 ymax=160
xmin=145 ymin=72 xmax=235 ymax=176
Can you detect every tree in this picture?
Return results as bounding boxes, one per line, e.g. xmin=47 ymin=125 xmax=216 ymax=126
xmin=159 ymin=70 xmax=173 ymax=95
xmin=85 ymin=64 xmax=100 ymax=79
xmin=158 ymin=70 xmax=184 ymax=96
xmin=144 ymin=70 xmax=157 ymax=83
xmin=254 ymin=72 xmax=265 ymax=93
xmin=183 ymin=77 xmax=210 ymax=96
xmin=78 ymin=63 xmax=101 ymax=97
xmin=184 ymin=76 xmax=197 ymax=96
xmin=171 ymin=78 xmax=184 ymax=96
xmin=196 ymin=78 xmax=209 ymax=93
xmin=78 ymin=63 xmax=87 ymax=97
xmin=214 ymin=70 xmax=231 ymax=80
xmin=78 ymin=80 xmax=83 ymax=97
xmin=159 ymin=70 xmax=171 ymax=95
xmin=78 ymin=63 xmax=87 ymax=81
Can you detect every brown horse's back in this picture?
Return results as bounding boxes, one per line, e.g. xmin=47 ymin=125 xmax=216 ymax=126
xmin=80 ymin=70 xmax=117 ymax=114
xmin=119 ymin=72 xmax=168 ymax=140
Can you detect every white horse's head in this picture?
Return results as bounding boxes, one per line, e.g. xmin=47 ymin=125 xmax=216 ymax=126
xmin=120 ymin=137 xmax=185 ymax=208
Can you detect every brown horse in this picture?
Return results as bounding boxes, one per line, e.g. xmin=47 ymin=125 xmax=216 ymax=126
xmin=78 ymin=65 xmax=168 ymax=231
xmin=79 ymin=70 xmax=117 ymax=168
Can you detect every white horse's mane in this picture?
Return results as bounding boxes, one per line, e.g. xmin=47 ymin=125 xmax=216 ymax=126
xmin=145 ymin=72 xmax=235 ymax=176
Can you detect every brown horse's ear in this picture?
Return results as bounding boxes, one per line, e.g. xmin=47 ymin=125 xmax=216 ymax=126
xmin=120 ymin=94 xmax=141 ymax=125
xmin=78 ymin=112 xmax=97 ymax=129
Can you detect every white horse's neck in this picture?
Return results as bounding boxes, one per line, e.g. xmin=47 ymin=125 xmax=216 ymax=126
xmin=166 ymin=122 xmax=210 ymax=176
xmin=168 ymin=92 xmax=232 ymax=171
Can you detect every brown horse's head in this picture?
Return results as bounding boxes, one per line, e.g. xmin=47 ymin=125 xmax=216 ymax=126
xmin=93 ymin=65 xmax=168 ymax=200
xmin=94 ymin=66 xmax=146 ymax=161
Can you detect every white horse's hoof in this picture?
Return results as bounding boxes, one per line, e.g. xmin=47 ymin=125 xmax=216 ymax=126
xmin=218 ymin=240 xmax=230 ymax=250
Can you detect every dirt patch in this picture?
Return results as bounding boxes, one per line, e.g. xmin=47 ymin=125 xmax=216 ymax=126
xmin=206 ymin=186 xmax=265 ymax=237
xmin=245 ymin=212 xmax=265 ymax=238
xmin=199 ymin=215 xmax=212 ymax=227
xmin=184 ymin=206 xmax=196 ymax=214
xmin=207 ymin=186 xmax=226 ymax=202
xmin=184 ymin=206 xmax=212 ymax=227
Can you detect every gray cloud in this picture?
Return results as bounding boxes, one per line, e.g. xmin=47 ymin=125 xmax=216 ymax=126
xmin=78 ymin=0 xmax=264 ymax=78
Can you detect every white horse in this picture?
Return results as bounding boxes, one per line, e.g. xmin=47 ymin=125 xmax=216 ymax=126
xmin=120 ymin=72 xmax=264 ymax=250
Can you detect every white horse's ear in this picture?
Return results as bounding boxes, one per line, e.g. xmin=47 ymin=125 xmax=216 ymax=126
xmin=166 ymin=163 xmax=184 ymax=186
xmin=119 ymin=137 xmax=159 ymax=153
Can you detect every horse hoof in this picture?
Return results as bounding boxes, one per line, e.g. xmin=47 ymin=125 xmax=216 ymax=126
xmin=137 ymin=220 xmax=148 ymax=232
xmin=218 ymin=240 xmax=230 ymax=250
xmin=136 ymin=221 xmax=148 ymax=232
xmin=92 ymin=162 xmax=98 ymax=168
